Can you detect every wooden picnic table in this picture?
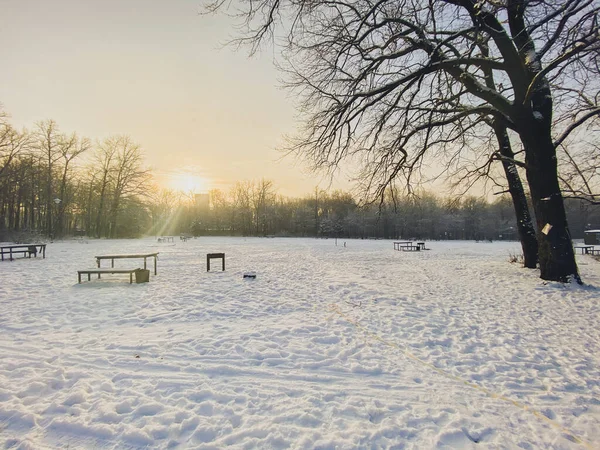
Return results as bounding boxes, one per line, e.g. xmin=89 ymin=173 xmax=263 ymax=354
xmin=95 ymin=252 xmax=159 ymax=275
xmin=0 ymin=244 xmax=46 ymax=261
xmin=393 ymin=241 xmax=411 ymax=251
xmin=393 ymin=241 xmax=427 ymax=251
xmin=574 ymin=245 xmax=595 ymax=255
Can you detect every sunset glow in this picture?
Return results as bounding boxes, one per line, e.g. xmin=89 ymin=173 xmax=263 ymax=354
xmin=167 ymin=172 xmax=210 ymax=194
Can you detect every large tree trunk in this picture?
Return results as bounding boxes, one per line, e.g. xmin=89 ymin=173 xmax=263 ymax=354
xmin=521 ymin=127 xmax=580 ymax=283
xmin=503 ymin=0 xmax=580 ymax=283
xmin=493 ymin=123 xmax=538 ymax=268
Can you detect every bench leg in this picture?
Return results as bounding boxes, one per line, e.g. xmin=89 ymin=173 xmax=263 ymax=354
xmin=78 ymin=273 xmax=81 ymax=283
xmin=207 ymin=255 xmax=210 ymax=272
xmin=130 ymin=273 xmax=133 ymax=284
xmin=222 ymin=257 xmax=225 ymax=271
xmin=144 ymin=257 xmax=147 ymax=270
xmin=98 ymin=273 xmax=101 ymax=279
xmin=154 ymin=257 xmax=157 ymax=275
xmin=88 ymin=273 xmax=91 ymax=281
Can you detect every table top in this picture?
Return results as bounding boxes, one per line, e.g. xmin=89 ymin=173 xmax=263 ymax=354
xmin=1 ymin=243 xmax=46 ymax=249
xmin=574 ymin=245 xmax=594 ymax=248
xmin=95 ymin=253 xmax=159 ymax=259
xmin=79 ymin=268 xmax=138 ymax=273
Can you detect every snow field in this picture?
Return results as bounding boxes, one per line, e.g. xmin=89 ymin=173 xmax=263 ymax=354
xmin=0 ymin=237 xmax=599 ymax=449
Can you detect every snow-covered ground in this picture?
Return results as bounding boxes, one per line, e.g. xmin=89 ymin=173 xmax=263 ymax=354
xmin=1 ymin=237 xmax=599 ymax=449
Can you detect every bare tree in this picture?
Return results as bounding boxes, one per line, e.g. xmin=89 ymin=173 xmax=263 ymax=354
xmin=231 ymin=180 xmax=254 ymax=235
xmin=251 ymin=178 xmax=276 ymax=235
xmin=206 ymin=0 xmax=600 ymax=282
xmin=148 ymin=187 xmax=184 ymax=236
xmin=106 ymin=136 xmax=150 ymax=238
xmin=88 ymin=136 xmax=150 ymax=238
xmin=452 ymin=37 xmax=539 ymax=268
xmin=93 ymin=137 xmax=118 ymax=237
xmin=209 ymin=188 xmax=231 ymax=232
xmin=35 ymin=120 xmax=63 ymax=237
xmin=54 ymin=133 xmax=90 ymax=237
xmin=0 ymin=113 xmax=30 ymax=179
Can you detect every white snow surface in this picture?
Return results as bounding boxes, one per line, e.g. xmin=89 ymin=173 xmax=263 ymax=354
xmin=1 ymin=237 xmax=599 ymax=449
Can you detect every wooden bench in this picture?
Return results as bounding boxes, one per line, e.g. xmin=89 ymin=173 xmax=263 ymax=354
xmin=1 ymin=244 xmax=47 ymax=261
xmin=78 ymin=268 xmax=140 ymax=284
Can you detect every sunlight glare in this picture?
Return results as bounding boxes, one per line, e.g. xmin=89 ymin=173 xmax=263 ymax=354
xmin=168 ymin=172 xmax=209 ymax=193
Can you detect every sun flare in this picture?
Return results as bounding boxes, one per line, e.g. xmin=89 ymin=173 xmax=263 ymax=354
xmin=167 ymin=172 xmax=210 ymax=193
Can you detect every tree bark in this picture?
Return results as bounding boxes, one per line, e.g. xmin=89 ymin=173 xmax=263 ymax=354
xmin=521 ymin=124 xmax=580 ymax=283
xmin=505 ymin=0 xmax=580 ymax=283
xmin=493 ymin=123 xmax=538 ymax=268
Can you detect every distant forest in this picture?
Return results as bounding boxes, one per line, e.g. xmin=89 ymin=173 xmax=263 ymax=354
xmin=1 ymin=115 xmax=599 ymax=242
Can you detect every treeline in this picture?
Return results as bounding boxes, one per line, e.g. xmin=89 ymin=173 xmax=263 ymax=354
xmin=162 ymin=185 xmax=598 ymax=241
xmin=0 ymin=115 xmax=151 ymax=240
xmin=1 ymin=114 xmax=598 ymax=241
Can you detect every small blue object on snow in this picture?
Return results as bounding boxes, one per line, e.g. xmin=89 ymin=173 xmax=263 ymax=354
xmin=243 ymin=271 xmax=256 ymax=279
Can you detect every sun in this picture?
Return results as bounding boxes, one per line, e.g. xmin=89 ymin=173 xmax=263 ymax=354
xmin=168 ymin=172 xmax=209 ymax=193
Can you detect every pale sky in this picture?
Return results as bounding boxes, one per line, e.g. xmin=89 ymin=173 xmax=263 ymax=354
xmin=0 ymin=0 xmax=352 ymax=196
